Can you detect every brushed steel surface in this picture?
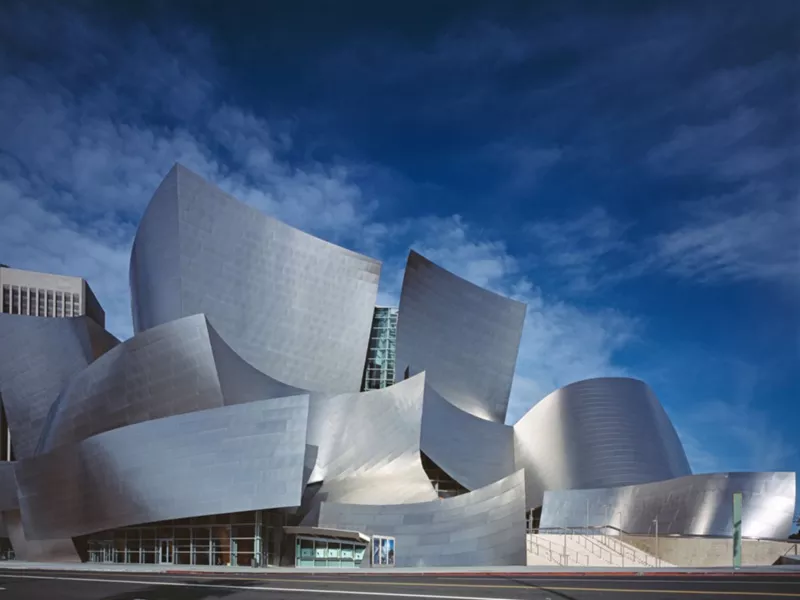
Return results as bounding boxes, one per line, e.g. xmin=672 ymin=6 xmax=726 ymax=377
xmin=314 ymin=469 xmax=527 ymax=567
xmin=540 ymin=471 xmax=797 ymax=539
xmin=306 ymin=373 xmax=437 ymax=506
xmin=15 ymin=395 xmax=310 ymax=539
xmin=395 ymin=250 xmax=526 ymax=422
xmin=36 ymin=314 xmax=305 ymax=453
xmin=0 ymin=314 xmax=95 ymax=459
xmin=420 ymin=384 xmax=515 ymax=490
xmin=2 ymin=163 xmax=796 ymax=564
xmin=2 ymin=509 xmax=80 ymax=562
xmin=513 ymin=377 xmax=692 ymax=508
xmin=0 ymin=462 xmax=18 ymax=511
xmin=130 ymin=164 xmax=380 ymax=393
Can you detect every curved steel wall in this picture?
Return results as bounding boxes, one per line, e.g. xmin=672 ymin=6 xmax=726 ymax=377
xmin=0 ymin=314 xmax=94 ymax=459
xmin=314 ymin=469 xmax=527 ymax=567
xmin=36 ymin=314 xmax=307 ymax=454
xmin=37 ymin=315 xmax=223 ymax=453
xmin=0 ymin=462 xmax=18 ymax=511
xmin=420 ymin=385 xmax=515 ymax=491
xmin=394 ymin=250 xmax=526 ymax=423
xmin=2 ymin=509 xmax=81 ymax=562
xmin=540 ymin=471 xmax=797 ymax=539
xmin=130 ymin=164 xmax=380 ymax=393
xmin=306 ymin=373 xmax=436 ymax=505
xmin=513 ymin=377 xmax=691 ymax=508
xmin=15 ymin=395 xmax=310 ymax=540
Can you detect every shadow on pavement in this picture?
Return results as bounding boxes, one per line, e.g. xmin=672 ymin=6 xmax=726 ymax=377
xmin=99 ymin=578 xmax=243 ymax=600
xmin=508 ymin=577 xmax=583 ymax=600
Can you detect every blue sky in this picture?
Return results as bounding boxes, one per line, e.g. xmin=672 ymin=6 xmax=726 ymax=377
xmin=0 ymin=1 xmax=797 ymax=519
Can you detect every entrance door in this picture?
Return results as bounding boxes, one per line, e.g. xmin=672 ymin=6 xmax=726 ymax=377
xmin=158 ymin=540 xmax=173 ymax=564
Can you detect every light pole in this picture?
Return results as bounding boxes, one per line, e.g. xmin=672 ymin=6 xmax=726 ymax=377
xmin=653 ymin=519 xmax=660 ymax=567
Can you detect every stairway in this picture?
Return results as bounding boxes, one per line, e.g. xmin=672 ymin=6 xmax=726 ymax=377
xmin=526 ymin=532 xmax=671 ymax=568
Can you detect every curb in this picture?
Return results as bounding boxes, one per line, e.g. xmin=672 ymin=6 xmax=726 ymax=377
xmin=161 ymin=569 xmax=800 ymax=578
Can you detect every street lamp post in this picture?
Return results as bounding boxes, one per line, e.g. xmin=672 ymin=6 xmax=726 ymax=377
xmin=653 ymin=519 xmax=659 ymax=568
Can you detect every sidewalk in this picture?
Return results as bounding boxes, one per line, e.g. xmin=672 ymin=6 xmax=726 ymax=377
xmin=0 ymin=561 xmax=798 ymax=576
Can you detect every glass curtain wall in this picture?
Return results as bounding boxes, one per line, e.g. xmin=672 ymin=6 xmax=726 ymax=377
xmin=295 ymin=536 xmax=367 ymax=567
xmin=84 ymin=510 xmax=286 ymax=566
xmin=361 ymin=307 xmax=398 ymax=391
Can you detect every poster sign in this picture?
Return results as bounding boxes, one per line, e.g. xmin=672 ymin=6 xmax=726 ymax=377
xmin=371 ymin=535 xmax=396 ymax=567
xmin=732 ymin=492 xmax=742 ymax=569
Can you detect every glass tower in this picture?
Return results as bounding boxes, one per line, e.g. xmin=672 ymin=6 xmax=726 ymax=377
xmin=361 ymin=307 xmax=398 ymax=391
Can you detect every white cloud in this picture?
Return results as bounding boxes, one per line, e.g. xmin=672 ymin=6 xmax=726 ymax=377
xmin=653 ymin=185 xmax=800 ymax=285
xmin=0 ymin=17 xmax=379 ymax=340
xmin=0 ymin=4 xmax=643 ymax=431
xmin=371 ymin=215 xmax=639 ymax=423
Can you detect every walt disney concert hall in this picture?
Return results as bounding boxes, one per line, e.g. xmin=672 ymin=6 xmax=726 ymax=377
xmin=0 ymin=164 xmax=795 ymax=567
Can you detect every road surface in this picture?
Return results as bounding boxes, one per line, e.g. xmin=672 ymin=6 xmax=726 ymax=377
xmin=0 ymin=568 xmax=798 ymax=599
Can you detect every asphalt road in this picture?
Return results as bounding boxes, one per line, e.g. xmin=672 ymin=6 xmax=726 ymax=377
xmin=0 ymin=569 xmax=799 ymax=599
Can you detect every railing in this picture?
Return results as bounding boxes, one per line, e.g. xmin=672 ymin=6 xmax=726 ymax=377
xmin=526 ymin=532 xmax=589 ymax=566
xmin=531 ymin=526 xmax=662 ymax=568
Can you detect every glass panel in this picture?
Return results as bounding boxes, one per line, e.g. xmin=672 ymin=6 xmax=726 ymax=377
xmin=314 ymin=540 xmax=327 ymax=567
xmin=126 ymin=539 xmax=140 ymax=564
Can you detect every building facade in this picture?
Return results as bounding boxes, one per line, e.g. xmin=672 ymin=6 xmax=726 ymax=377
xmin=361 ymin=306 xmax=398 ymax=391
xmin=0 ymin=164 xmax=794 ymax=567
xmin=0 ymin=266 xmax=110 ymax=464
xmin=0 ymin=265 xmax=105 ymax=326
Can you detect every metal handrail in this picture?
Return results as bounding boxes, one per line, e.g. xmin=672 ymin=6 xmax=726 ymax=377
xmin=533 ymin=526 xmax=659 ymax=567
xmin=540 ymin=524 xmax=799 ymax=544
xmin=529 ymin=528 xmax=636 ymax=567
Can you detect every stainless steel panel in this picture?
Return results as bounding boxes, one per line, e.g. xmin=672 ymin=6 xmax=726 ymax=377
xmin=0 ymin=314 xmax=94 ymax=459
xmin=395 ymin=250 xmax=525 ymax=422
xmin=130 ymin=164 xmax=380 ymax=393
xmin=513 ymin=377 xmax=691 ymax=508
xmin=37 ymin=314 xmax=224 ymax=453
xmin=15 ymin=395 xmax=310 ymax=539
xmin=0 ymin=462 xmax=18 ymax=511
xmin=37 ymin=314 xmax=307 ymax=453
xmin=420 ymin=385 xmax=515 ymax=490
xmin=314 ymin=470 xmax=527 ymax=567
xmin=540 ymin=471 xmax=796 ymax=539
xmin=306 ymin=373 xmax=436 ymax=506
xmin=2 ymin=509 xmax=80 ymax=562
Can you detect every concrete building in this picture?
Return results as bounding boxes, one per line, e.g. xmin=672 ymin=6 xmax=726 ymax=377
xmin=0 ymin=164 xmax=794 ymax=568
xmin=0 ymin=265 xmax=109 ymax=463
xmin=0 ymin=265 xmax=105 ymax=326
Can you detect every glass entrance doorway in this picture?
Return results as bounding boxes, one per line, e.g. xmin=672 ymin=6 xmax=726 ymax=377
xmin=158 ymin=540 xmax=173 ymax=564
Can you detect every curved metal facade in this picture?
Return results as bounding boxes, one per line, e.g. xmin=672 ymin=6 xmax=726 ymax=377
xmin=314 ymin=470 xmax=527 ymax=567
xmin=2 ymin=163 xmax=795 ymax=566
xmin=130 ymin=164 xmax=380 ymax=393
xmin=37 ymin=314 xmax=305 ymax=453
xmin=395 ymin=250 xmax=526 ymax=422
xmin=420 ymin=385 xmax=515 ymax=491
xmin=513 ymin=377 xmax=692 ymax=508
xmin=540 ymin=471 xmax=796 ymax=539
xmin=306 ymin=374 xmax=436 ymax=506
xmin=0 ymin=462 xmax=18 ymax=512
xmin=15 ymin=395 xmax=310 ymax=540
xmin=0 ymin=315 xmax=97 ymax=459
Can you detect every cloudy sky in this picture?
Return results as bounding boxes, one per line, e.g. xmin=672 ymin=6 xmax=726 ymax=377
xmin=1 ymin=1 xmax=797 ymax=505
